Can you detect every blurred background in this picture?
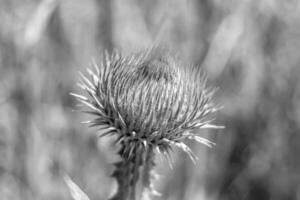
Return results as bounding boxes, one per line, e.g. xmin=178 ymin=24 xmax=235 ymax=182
xmin=1 ymin=0 xmax=300 ymax=199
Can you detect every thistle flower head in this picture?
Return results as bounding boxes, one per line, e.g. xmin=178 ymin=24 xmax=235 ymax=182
xmin=72 ymin=48 xmax=222 ymax=163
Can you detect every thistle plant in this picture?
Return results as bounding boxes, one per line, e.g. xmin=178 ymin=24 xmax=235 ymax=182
xmin=71 ymin=48 xmax=222 ymax=200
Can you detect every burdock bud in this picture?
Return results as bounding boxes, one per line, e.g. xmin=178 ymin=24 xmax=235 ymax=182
xmin=71 ymin=48 xmax=222 ymax=200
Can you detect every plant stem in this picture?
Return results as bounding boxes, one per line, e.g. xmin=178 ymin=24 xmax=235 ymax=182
xmin=110 ymin=141 xmax=156 ymax=200
xmin=141 ymin=146 xmax=157 ymax=200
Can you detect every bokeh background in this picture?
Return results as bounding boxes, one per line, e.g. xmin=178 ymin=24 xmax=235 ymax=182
xmin=1 ymin=0 xmax=300 ymax=200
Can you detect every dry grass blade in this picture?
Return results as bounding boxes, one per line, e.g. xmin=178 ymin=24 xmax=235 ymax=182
xmin=64 ymin=175 xmax=90 ymax=200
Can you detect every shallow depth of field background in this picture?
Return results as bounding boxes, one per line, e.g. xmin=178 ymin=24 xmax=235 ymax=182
xmin=1 ymin=0 xmax=300 ymax=200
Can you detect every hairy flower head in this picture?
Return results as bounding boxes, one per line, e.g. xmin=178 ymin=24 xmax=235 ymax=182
xmin=72 ymin=48 xmax=222 ymax=163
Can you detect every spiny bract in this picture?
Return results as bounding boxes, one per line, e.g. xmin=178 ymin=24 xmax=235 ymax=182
xmin=71 ymin=48 xmax=222 ymax=163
